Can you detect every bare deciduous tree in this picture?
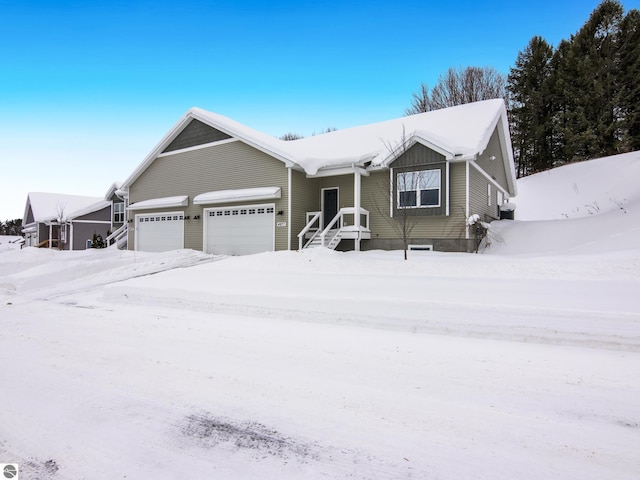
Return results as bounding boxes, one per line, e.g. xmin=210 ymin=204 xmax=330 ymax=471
xmin=279 ymin=132 xmax=304 ymax=141
xmin=406 ymin=66 xmax=507 ymax=115
xmin=372 ymin=126 xmax=419 ymax=260
xmin=404 ymin=83 xmax=432 ymax=116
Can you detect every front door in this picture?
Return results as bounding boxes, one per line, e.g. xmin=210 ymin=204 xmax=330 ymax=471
xmin=322 ymin=188 xmax=339 ymax=229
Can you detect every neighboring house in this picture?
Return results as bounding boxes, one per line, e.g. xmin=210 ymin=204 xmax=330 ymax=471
xmin=120 ymin=99 xmax=517 ymax=254
xmin=22 ymin=192 xmax=112 ymax=249
xmin=104 ymin=182 xmax=128 ymax=248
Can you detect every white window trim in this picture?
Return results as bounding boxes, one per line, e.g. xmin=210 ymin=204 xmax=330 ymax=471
xmin=397 ymin=169 xmax=441 ymax=209
xmin=488 ymin=184 xmax=492 ymax=207
xmin=113 ymin=202 xmax=125 ymax=223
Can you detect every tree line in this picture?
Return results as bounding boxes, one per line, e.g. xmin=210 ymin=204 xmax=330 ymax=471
xmin=0 ymin=218 xmax=22 ymax=236
xmin=508 ymin=0 xmax=639 ymax=176
xmin=405 ymin=0 xmax=639 ymax=178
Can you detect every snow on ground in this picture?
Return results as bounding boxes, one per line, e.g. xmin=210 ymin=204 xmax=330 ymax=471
xmin=1 ymin=153 xmax=640 ymax=479
xmin=488 ymin=151 xmax=640 ymax=255
xmin=0 ymin=235 xmax=23 ymax=252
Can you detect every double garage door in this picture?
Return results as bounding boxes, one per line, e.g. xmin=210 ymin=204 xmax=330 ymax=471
xmin=135 ymin=204 xmax=275 ymax=255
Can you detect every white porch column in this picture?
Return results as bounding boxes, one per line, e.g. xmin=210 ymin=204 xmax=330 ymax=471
xmin=354 ymin=170 xmax=361 ymax=252
xmin=49 ymin=224 xmax=53 ymax=249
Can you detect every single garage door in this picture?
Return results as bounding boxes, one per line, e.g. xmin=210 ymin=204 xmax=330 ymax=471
xmin=204 ymin=204 xmax=274 ymax=255
xmin=136 ymin=212 xmax=184 ymax=252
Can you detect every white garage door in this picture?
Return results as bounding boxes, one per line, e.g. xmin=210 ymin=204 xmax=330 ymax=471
xmin=204 ymin=204 xmax=274 ymax=255
xmin=136 ymin=212 xmax=184 ymax=252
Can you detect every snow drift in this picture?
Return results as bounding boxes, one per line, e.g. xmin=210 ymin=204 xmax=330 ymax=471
xmin=1 ymin=152 xmax=639 ymax=480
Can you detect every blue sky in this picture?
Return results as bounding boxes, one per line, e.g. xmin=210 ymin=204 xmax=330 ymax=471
xmin=1 ymin=0 xmax=638 ymax=220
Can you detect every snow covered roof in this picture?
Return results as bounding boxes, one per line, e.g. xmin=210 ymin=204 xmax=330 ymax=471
xmin=193 ymin=187 xmax=281 ymax=205
xmin=104 ymin=181 xmax=124 ymax=201
xmin=127 ymin=195 xmax=189 ymax=211
xmin=66 ymin=200 xmax=111 ymax=220
xmin=281 ymin=99 xmax=512 ymax=174
xmin=122 ymin=99 xmax=516 ymax=193
xmin=23 ymin=192 xmax=106 ymax=224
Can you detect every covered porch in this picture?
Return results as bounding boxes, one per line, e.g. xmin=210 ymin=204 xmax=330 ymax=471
xmin=296 ymin=167 xmax=371 ymax=251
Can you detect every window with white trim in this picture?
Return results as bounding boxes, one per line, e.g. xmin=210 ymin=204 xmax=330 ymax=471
xmin=487 ymin=184 xmax=492 ymax=206
xmin=397 ymin=169 xmax=441 ymax=208
xmin=113 ymin=202 xmax=125 ymax=223
xmin=497 ymin=190 xmax=504 ymax=206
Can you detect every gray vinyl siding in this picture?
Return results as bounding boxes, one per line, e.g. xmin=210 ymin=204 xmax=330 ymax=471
xmin=362 ymin=162 xmax=467 ymax=240
xmin=75 ymin=206 xmax=111 ymax=222
xmin=38 ymin=223 xmax=49 ymax=245
xmin=163 ymin=119 xmax=231 ymax=153
xmin=389 ymin=143 xmax=448 ymax=217
xmin=393 ymin=141 xmax=446 ymax=167
xmin=71 ymin=222 xmax=110 ymax=250
xmin=64 ymin=206 xmax=112 ymax=250
xmin=475 ymin=127 xmax=509 ymax=192
xmin=290 ymin=170 xmax=320 ymax=247
xmin=469 ymin=166 xmax=498 ymax=221
xmin=26 ymin=206 xmax=34 ymax=224
xmin=128 ymin=140 xmax=289 ymax=251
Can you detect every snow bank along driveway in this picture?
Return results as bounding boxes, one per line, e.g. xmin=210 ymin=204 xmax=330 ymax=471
xmin=1 ymin=246 xmax=639 ymax=479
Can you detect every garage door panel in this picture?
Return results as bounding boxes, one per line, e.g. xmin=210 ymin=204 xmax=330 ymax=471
xmin=136 ymin=212 xmax=184 ymax=252
xmin=205 ymin=204 xmax=274 ymax=255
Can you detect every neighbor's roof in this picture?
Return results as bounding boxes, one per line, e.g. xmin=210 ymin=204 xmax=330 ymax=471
xmin=122 ymin=99 xmax=515 ymax=191
xmin=23 ymin=192 xmax=106 ymax=224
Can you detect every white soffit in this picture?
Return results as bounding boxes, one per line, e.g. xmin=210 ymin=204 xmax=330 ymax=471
xmin=128 ymin=195 xmax=189 ymax=211
xmin=193 ymin=187 xmax=281 ymax=205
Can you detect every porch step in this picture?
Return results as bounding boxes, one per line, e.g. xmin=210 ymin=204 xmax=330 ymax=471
xmin=304 ymin=229 xmax=340 ymax=249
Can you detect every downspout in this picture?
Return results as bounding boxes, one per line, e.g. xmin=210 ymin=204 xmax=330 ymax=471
xmin=287 ymin=167 xmax=292 ymax=251
xmin=465 ymin=160 xmax=470 ymax=240
xmin=353 ymin=166 xmax=361 ymax=251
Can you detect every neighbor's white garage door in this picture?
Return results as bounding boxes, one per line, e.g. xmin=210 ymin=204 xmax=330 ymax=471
xmin=135 ymin=212 xmax=184 ymax=252
xmin=204 ymin=204 xmax=274 ymax=255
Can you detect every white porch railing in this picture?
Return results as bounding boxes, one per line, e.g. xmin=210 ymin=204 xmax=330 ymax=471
xmin=298 ymin=207 xmax=370 ymax=250
xmin=107 ymin=224 xmax=128 ymax=249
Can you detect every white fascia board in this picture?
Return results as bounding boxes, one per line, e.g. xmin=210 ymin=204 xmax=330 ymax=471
xmin=122 ymin=110 xmax=299 ymax=190
xmin=156 ymin=138 xmax=239 ymax=158
xmin=188 ymin=110 xmax=298 ymax=169
xmin=307 ymin=166 xmax=370 ymax=178
xmin=121 ymin=114 xmax=194 ymax=189
xmin=378 ymin=136 xmax=455 ymax=168
xmin=66 ymin=200 xmax=111 ymax=220
xmin=71 ymin=219 xmax=111 ymax=224
xmin=469 ymin=161 xmax=510 ymax=194
xmin=127 ymin=195 xmax=189 ymax=211
xmin=475 ymin=105 xmax=517 ymax=196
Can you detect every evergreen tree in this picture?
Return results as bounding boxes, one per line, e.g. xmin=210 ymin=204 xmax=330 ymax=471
xmin=507 ymin=36 xmax=555 ymax=176
xmin=0 ymin=219 xmax=22 ymax=236
xmin=618 ymin=8 xmax=640 ymax=152
xmin=91 ymin=232 xmax=106 ymax=249
xmin=552 ymin=0 xmax=624 ymax=162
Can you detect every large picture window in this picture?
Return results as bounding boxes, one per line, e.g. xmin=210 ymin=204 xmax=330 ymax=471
xmin=397 ymin=169 xmax=441 ymax=208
